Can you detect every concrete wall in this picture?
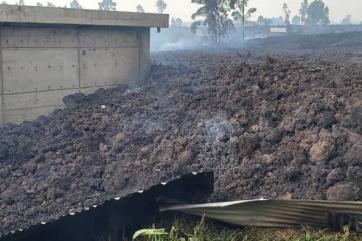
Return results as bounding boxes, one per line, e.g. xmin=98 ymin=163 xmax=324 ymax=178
xmin=0 ymin=25 xmax=150 ymax=124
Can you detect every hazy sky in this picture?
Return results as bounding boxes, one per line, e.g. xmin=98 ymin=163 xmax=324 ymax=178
xmin=5 ymin=0 xmax=362 ymax=23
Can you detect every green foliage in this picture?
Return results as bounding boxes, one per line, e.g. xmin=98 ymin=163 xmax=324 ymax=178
xmin=292 ymin=15 xmax=301 ymax=25
xmin=98 ymin=0 xmax=116 ymax=11
xmin=228 ymin=0 xmax=256 ymax=41
xmin=171 ymin=18 xmax=184 ymax=27
xmin=299 ymin=0 xmax=308 ymax=24
xmin=134 ymin=217 xmax=362 ymax=241
xmin=46 ymin=2 xmax=55 ymax=7
xmin=257 ymin=15 xmax=274 ymax=25
xmin=283 ymin=3 xmax=291 ymax=25
xmin=133 ymin=228 xmax=168 ymax=241
xmin=70 ymin=0 xmax=81 ymax=9
xmin=341 ymin=15 xmax=352 ymax=25
xmin=136 ymin=4 xmax=145 ymax=13
xmin=305 ymin=0 xmax=330 ymax=25
xmin=191 ymin=0 xmax=233 ymax=43
xmin=156 ymin=0 xmax=167 ymax=14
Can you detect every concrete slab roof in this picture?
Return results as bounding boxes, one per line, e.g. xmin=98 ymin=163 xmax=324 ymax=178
xmin=0 ymin=5 xmax=169 ymax=28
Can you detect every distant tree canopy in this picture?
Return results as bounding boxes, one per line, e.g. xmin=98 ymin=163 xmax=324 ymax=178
xmin=257 ymin=16 xmax=284 ymax=26
xmin=283 ymin=3 xmax=291 ymax=25
xmin=299 ymin=0 xmax=308 ymax=24
xmin=18 ymin=0 xmax=25 ymax=5
xmin=341 ymin=15 xmax=352 ymax=25
xmin=98 ymin=0 xmax=116 ymax=11
xmin=47 ymin=2 xmax=55 ymax=7
xmin=229 ymin=0 xmax=256 ymax=22
xmin=292 ymin=15 xmax=301 ymax=25
xmin=156 ymin=0 xmax=167 ymax=13
xmin=257 ymin=15 xmax=271 ymax=25
xmin=136 ymin=4 xmax=145 ymax=13
xmin=191 ymin=0 xmax=233 ymax=43
xmin=70 ymin=0 xmax=81 ymax=9
xmin=171 ymin=17 xmax=183 ymax=27
xmin=305 ymin=0 xmax=330 ymax=25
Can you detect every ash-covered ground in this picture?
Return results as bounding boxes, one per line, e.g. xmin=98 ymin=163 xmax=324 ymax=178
xmin=0 ymin=31 xmax=361 ymax=234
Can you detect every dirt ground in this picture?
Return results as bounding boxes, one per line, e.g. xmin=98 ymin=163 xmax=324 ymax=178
xmin=0 ymin=31 xmax=361 ymax=234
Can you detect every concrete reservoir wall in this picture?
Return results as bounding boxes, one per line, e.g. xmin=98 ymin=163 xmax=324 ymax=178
xmin=0 ymin=5 xmax=168 ymax=124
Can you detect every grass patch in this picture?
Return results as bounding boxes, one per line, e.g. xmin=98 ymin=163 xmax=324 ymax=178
xmin=133 ymin=216 xmax=362 ymax=241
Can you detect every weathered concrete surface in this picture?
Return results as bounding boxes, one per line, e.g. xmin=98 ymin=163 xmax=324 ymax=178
xmin=0 ymin=5 xmax=168 ymax=28
xmin=3 ymin=48 xmax=79 ymax=94
xmin=79 ymin=48 xmax=139 ymax=88
xmin=0 ymin=7 xmax=168 ymax=124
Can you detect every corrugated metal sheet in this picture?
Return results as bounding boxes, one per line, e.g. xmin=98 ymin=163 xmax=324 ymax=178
xmin=162 ymin=199 xmax=362 ymax=232
xmin=0 ymin=171 xmax=213 ymax=241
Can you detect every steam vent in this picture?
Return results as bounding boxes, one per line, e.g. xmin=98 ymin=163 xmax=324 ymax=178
xmin=0 ymin=5 xmax=168 ymax=124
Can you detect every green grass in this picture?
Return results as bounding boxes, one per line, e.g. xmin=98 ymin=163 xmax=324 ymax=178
xmin=132 ymin=216 xmax=362 ymax=241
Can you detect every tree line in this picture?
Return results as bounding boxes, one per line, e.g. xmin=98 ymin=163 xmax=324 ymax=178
xmin=190 ymin=0 xmax=334 ymax=43
xmin=1 ymin=0 xmax=356 ymax=42
xmin=0 ymin=0 xmax=168 ymax=13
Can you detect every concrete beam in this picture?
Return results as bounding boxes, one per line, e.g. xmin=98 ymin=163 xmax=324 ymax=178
xmin=0 ymin=5 xmax=169 ymax=28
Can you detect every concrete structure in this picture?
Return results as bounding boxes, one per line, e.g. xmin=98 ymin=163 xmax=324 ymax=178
xmin=0 ymin=5 xmax=168 ymax=124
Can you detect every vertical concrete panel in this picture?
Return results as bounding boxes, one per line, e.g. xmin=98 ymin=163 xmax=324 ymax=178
xmin=0 ymin=96 xmax=3 ymax=125
xmin=138 ymin=28 xmax=150 ymax=82
xmin=0 ymin=27 xmax=3 ymax=125
xmin=79 ymin=85 xmax=117 ymax=95
xmin=0 ymin=24 xmax=154 ymax=124
xmin=3 ymin=89 xmax=79 ymax=111
xmin=1 ymin=26 xmax=78 ymax=48
xmin=79 ymin=48 xmax=139 ymax=88
xmin=3 ymin=107 xmax=59 ymax=124
xmin=79 ymin=28 xmax=138 ymax=48
xmin=2 ymin=48 xmax=79 ymax=94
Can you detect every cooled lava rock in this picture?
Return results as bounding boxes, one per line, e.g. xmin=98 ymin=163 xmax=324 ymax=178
xmin=0 ymin=32 xmax=362 ymax=234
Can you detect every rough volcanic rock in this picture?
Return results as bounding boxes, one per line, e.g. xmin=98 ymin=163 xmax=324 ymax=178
xmin=1 ymin=33 xmax=362 ymax=234
xmin=326 ymin=182 xmax=361 ymax=201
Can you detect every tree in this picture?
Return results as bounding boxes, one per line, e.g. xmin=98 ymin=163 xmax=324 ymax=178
xmin=136 ymin=4 xmax=145 ymax=13
xmin=257 ymin=15 xmax=264 ymax=25
xmin=191 ymin=0 xmax=233 ymax=43
xmin=36 ymin=2 xmax=43 ymax=6
xmin=98 ymin=0 xmax=117 ymax=11
xmin=171 ymin=17 xmax=183 ymax=27
xmin=299 ymin=0 xmax=308 ymax=24
xmin=47 ymin=2 xmax=55 ymax=7
xmin=341 ymin=15 xmax=352 ymax=25
xmin=1 ymin=1 xmax=7 ymax=4
xmin=156 ymin=0 xmax=167 ymax=14
xmin=229 ymin=0 xmax=256 ymax=41
xmin=18 ymin=0 xmax=25 ymax=5
xmin=306 ymin=0 xmax=329 ymax=25
xmin=283 ymin=3 xmax=291 ymax=25
xmin=257 ymin=15 xmax=272 ymax=25
xmin=321 ymin=6 xmax=330 ymax=24
xmin=70 ymin=0 xmax=81 ymax=9
xmin=292 ymin=15 xmax=301 ymax=25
